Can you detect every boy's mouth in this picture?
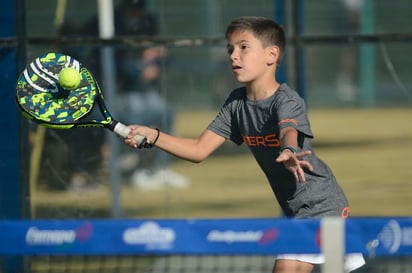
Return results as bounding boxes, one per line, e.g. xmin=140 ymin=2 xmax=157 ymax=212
xmin=232 ymin=65 xmax=242 ymax=71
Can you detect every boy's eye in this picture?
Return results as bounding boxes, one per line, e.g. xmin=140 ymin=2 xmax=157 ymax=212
xmin=227 ymin=47 xmax=234 ymax=55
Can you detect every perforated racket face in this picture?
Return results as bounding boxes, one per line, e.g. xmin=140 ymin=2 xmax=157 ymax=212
xmin=16 ymin=52 xmax=97 ymax=128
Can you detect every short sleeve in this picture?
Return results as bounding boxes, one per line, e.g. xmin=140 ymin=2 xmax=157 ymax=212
xmin=276 ymin=89 xmax=313 ymax=138
xmin=207 ymin=89 xmax=244 ymax=145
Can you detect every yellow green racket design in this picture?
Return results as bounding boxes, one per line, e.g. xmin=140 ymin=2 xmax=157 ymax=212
xmin=16 ymin=52 xmax=147 ymax=147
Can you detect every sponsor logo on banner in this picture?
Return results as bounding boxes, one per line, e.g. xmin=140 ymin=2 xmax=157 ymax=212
xmin=377 ymin=220 xmax=412 ymax=253
xmin=123 ymin=221 xmax=175 ymax=250
xmin=25 ymin=222 xmax=93 ymax=246
xmin=207 ymin=228 xmax=278 ymax=245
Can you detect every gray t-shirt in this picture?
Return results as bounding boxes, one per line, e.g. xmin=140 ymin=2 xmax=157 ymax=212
xmin=208 ymin=83 xmax=348 ymax=218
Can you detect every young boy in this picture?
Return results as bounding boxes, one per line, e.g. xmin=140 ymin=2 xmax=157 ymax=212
xmin=125 ymin=16 xmax=365 ymax=273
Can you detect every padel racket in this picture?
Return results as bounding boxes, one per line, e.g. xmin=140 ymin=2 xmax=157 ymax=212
xmin=15 ymin=52 xmax=147 ymax=147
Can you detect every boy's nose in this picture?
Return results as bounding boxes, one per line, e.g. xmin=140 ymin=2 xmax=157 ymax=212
xmin=230 ymin=50 xmax=238 ymax=61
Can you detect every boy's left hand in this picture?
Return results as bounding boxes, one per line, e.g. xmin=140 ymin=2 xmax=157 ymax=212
xmin=276 ymin=150 xmax=313 ymax=182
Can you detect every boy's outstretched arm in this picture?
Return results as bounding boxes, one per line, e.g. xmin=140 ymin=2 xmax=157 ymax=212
xmin=125 ymin=125 xmax=226 ymax=163
xmin=276 ymin=126 xmax=313 ymax=182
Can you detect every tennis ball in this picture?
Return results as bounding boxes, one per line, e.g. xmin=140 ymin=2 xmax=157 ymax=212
xmin=58 ymin=67 xmax=81 ymax=90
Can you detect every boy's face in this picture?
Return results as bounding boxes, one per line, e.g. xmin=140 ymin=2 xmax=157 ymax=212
xmin=226 ymin=30 xmax=276 ymax=84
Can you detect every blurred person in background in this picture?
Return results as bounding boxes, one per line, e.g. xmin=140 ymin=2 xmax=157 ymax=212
xmin=113 ymin=0 xmax=190 ymax=190
xmin=335 ymin=0 xmax=363 ymax=103
xmin=57 ymin=0 xmax=190 ymax=191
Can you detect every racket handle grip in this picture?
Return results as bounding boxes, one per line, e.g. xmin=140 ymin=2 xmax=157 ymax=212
xmin=113 ymin=122 xmax=147 ymax=147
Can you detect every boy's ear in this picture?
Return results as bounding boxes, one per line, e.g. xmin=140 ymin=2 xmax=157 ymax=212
xmin=267 ymin=45 xmax=280 ymax=66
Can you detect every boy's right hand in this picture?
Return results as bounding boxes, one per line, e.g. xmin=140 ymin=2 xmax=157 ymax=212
xmin=125 ymin=125 xmax=159 ymax=149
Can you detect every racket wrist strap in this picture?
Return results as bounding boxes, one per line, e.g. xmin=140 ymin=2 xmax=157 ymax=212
xmin=143 ymin=128 xmax=160 ymax=148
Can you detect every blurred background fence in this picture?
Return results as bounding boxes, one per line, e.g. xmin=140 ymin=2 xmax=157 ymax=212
xmin=23 ymin=0 xmax=412 ymax=108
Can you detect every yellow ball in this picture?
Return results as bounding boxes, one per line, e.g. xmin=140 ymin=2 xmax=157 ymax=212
xmin=58 ymin=67 xmax=81 ymax=90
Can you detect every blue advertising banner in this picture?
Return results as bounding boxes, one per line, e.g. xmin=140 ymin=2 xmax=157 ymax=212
xmin=0 ymin=218 xmax=411 ymax=256
xmin=346 ymin=217 xmax=412 ymax=256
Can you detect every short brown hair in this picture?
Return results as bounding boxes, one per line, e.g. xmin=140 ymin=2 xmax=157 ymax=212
xmin=225 ymin=16 xmax=285 ymax=61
